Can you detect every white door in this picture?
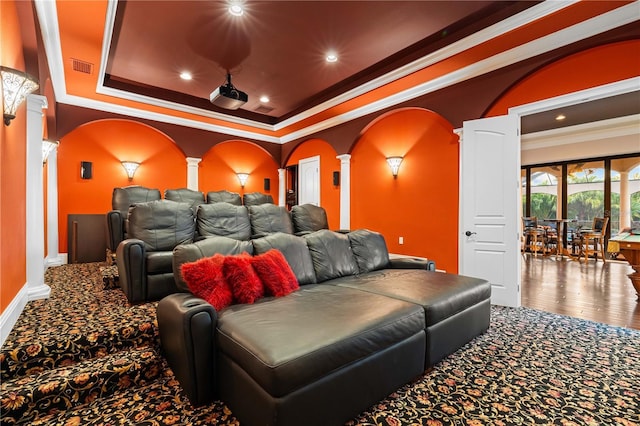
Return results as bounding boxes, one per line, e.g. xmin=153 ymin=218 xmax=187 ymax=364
xmin=298 ymin=156 xmax=320 ymax=206
xmin=460 ymin=115 xmax=521 ymax=307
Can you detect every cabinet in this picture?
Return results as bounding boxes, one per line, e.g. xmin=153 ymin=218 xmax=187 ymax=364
xmin=67 ymin=214 xmax=107 ymax=263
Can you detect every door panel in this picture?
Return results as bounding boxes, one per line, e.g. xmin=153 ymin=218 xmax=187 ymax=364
xmin=461 ymin=115 xmax=520 ymax=307
xmin=298 ymin=156 xmax=320 ymax=206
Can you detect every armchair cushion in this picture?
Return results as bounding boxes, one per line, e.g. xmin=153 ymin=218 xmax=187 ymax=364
xmin=348 ymin=229 xmax=391 ymax=273
xmin=248 ymin=204 xmax=294 ymax=238
xmin=223 ymin=255 xmax=264 ymax=304
xmin=197 ymin=203 xmax=251 ymax=241
xmin=304 ymin=230 xmax=358 ymax=282
xmin=128 ymin=200 xmax=195 ymax=251
xmin=243 ymin=192 xmax=274 ymax=206
xmin=112 ymin=186 xmax=162 ymax=214
xmin=291 ymin=204 xmax=328 ymax=234
xmin=207 ymin=190 xmax=242 ymax=206
xmin=252 ymin=250 xmax=299 ymax=297
xmin=181 ymin=254 xmax=233 ymax=311
xmin=165 ymin=188 xmax=205 ymax=211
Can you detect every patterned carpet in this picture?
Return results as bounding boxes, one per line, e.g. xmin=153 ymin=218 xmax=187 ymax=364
xmin=1 ymin=263 xmax=639 ymax=425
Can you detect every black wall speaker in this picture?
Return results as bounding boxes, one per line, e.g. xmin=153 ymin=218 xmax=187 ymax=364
xmin=333 ymin=171 xmax=340 ymax=186
xmin=80 ymin=161 xmax=92 ymax=179
xmin=264 ymin=178 xmax=271 ymax=191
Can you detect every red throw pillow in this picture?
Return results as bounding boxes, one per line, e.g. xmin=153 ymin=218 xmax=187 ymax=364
xmin=252 ymin=249 xmax=299 ymax=297
xmin=181 ymin=254 xmax=233 ymax=311
xmin=223 ymin=254 xmax=264 ymax=304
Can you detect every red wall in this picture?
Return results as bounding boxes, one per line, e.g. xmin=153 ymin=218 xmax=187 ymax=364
xmin=1 ymin=0 xmax=28 ymax=312
xmin=351 ymin=108 xmax=460 ymax=273
xmin=487 ymin=40 xmax=640 ymax=116
xmin=286 ymin=139 xmax=341 ymax=230
xmin=199 ymin=140 xmax=279 ymax=200
xmin=57 ymin=119 xmax=186 ymax=252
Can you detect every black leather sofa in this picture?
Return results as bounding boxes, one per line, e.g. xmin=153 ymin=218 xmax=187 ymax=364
xmin=116 ymin=199 xmax=327 ymax=303
xmin=157 ymin=229 xmax=490 ymax=426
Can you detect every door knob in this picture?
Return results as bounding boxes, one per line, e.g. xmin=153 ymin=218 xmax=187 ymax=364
xmin=465 ymin=231 xmax=476 ymax=236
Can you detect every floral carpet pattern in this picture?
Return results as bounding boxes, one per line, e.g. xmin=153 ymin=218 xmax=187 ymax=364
xmin=1 ymin=263 xmax=639 ymax=425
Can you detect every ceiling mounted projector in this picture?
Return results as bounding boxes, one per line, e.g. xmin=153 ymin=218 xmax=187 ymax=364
xmin=210 ymin=73 xmax=248 ymax=110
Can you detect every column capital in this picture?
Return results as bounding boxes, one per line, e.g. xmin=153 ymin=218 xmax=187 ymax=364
xmin=26 ymin=94 xmax=48 ymax=112
xmin=337 ymin=154 xmax=351 ymax=163
xmin=186 ymin=157 xmax=202 ymax=166
xmin=453 ymin=128 xmax=463 ymax=142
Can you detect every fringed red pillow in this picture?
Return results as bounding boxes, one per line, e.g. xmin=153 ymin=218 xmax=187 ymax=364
xmin=181 ymin=254 xmax=233 ymax=311
xmin=252 ymin=249 xmax=299 ymax=297
xmin=223 ymin=254 xmax=264 ymax=304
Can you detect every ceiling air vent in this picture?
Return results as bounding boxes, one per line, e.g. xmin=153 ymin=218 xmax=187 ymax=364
xmin=71 ymin=58 xmax=93 ymax=74
xmin=254 ymin=105 xmax=274 ymax=114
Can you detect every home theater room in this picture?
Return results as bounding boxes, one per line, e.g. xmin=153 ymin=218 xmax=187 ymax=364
xmin=1 ymin=0 xmax=639 ymax=425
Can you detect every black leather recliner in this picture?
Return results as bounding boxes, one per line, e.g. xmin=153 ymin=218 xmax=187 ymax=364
xmin=206 ymin=190 xmax=242 ymax=205
xmin=290 ymin=204 xmax=329 ymax=235
xmin=164 ymin=188 xmax=205 ymax=212
xmin=106 ymin=186 xmax=162 ymax=256
xmin=243 ymin=192 xmax=274 ymax=206
xmin=248 ymin=204 xmax=293 ymax=238
xmin=196 ymin=203 xmax=251 ymax=241
xmin=116 ymin=200 xmax=196 ymax=303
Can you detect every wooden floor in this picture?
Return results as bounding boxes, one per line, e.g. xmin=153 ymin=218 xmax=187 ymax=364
xmin=521 ymin=254 xmax=640 ymax=330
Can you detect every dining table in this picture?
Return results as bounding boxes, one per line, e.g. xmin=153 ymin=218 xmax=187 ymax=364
xmin=540 ymin=218 xmax=578 ymax=259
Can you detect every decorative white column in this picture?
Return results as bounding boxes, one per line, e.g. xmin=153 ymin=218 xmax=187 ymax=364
xmin=278 ymin=168 xmax=286 ymax=207
xmin=337 ymin=154 xmax=351 ymax=230
xmin=186 ymin=157 xmax=201 ymax=191
xmin=45 ymin=145 xmax=63 ymax=267
xmin=620 ymin=171 xmax=631 ymax=230
xmin=26 ymin=94 xmax=50 ymax=301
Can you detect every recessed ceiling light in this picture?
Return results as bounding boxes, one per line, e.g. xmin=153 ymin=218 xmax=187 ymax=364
xmin=260 ymin=95 xmax=270 ymax=103
xmin=179 ymin=72 xmax=192 ymax=81
xmin=229 ymin=3 xmax=244 ymax=16
xmin=326 ymin=53 xmax=338 ymax=63
xmin=555 ymin=114 xmax=566 ymax=121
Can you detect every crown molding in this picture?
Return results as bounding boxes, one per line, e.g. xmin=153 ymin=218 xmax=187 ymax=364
xmin=521 ymin=113 xmax=640 ymax=150
xmin=35 ymin=0 xmax=638 ymax=144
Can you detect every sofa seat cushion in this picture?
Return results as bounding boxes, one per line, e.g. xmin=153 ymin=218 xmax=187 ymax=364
xmin=216 ymin=285 xmax=425 ymax=397
xmin=331 ymin=269 xmax=490 ymax=326
xmin=146 ymin=251 xmax=174 ymax=274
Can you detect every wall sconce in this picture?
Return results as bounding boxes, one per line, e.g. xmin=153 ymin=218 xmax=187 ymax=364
xmin=1 ymin=66 xmax=39 ymax=126
xmin=386 ymin=156 xmax=403 ymax=178
xmin=237 ymin=173 xmax=249 ymax=188
xmin=42 ymin=140 xmax=59 ymax=164
xmin=121 ymin=161 xmax=140 ymax=181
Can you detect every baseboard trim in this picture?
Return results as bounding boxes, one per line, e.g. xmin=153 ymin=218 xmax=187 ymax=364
xmin=0 ymin=283 xmax=29 ymax=349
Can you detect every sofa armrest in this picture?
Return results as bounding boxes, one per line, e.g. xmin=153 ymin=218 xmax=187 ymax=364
xmin=116 ymin=239 xmax=147 ymax=303
xmin=157 ymin=293 xmax=218 ymax=406
xmin=106 ymin=210 xmax=125 ymax=252
xmin=389 ymin=257 xmax=436 ymax=271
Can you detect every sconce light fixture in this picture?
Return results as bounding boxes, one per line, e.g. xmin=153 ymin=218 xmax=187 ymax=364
xmin=386 ymin=156 xmax=403 ymax=178
xmin=1 ymin=66 xmax=39 ymax=126
xmin=121 ymin=161 xmax=140 ymax=180
xmin=237 ymin=173 xmax=249 ymax=188
xmin=42 ymin=140 xmax=59 ymax=164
